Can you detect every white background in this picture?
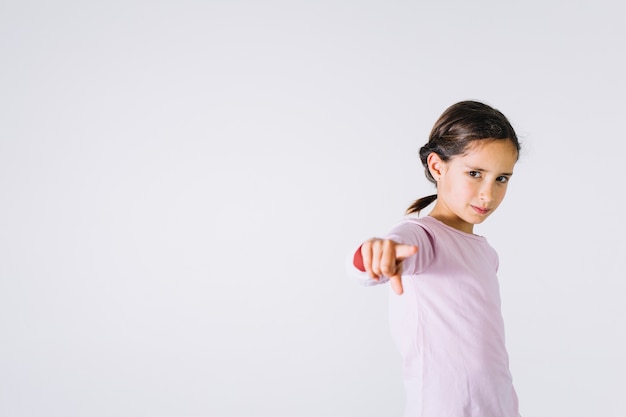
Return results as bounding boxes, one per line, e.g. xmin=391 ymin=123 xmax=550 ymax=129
xmin=1 ymin=1 xmax=625 ymax=416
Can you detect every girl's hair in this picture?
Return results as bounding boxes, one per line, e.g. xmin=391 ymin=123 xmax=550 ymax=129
xmin=406 ymin=100 xmax=520 ymax=215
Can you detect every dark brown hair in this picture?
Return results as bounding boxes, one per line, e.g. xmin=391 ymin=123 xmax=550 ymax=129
xmin=406 ymin=100 xmax=520 ymax=215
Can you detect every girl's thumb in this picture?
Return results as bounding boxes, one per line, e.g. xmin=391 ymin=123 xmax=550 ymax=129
xmin=395 ymin=244 xmax=418 ymax=260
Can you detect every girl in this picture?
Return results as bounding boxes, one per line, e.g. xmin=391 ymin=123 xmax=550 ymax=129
xmin=350 ymin=101 xmax=521 ymax=417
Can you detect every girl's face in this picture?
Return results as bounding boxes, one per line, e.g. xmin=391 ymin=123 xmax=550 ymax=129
xmin=428 ymin=140 xmax=518 ymax=234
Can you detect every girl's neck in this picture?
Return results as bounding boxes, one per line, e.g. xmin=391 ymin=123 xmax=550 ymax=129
xmin=427 ymin=206 xmax=474 ymax=234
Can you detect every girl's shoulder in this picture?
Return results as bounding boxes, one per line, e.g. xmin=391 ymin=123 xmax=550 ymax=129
xmin=385 ymin=216 xmax=438 ymax=247
xmin=403 ymin=216 xmax=489 ymax=242
xmin=390 ymin=215 xmax=441 ymax=236
xmin=389 ymin=216 xmax=490 ymax=248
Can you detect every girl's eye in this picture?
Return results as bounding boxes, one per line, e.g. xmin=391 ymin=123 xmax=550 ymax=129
xmin=468 ymin=171 xmax=481 ymax=178
xmin=497 ymin=176 xmax=510 ymax=183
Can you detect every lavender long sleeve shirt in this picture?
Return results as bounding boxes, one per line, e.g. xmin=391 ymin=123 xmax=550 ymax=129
xmin=350 ymin=216 xmax=520 ymax=417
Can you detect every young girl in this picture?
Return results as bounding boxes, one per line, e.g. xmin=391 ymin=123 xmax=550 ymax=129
xmin=350 ymin=101 xmax=521 ymax=417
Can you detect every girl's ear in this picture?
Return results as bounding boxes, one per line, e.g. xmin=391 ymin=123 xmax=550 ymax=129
xmin=427 ymin=152 xmax=445 ymax=180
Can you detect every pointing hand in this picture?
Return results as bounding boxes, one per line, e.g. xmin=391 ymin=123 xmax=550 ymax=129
xmin=360 ymin=239 xmax=418 ymax=295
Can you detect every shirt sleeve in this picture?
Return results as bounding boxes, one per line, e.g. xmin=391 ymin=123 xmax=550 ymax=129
xmin=384 ymin=219 xmax=435 ymax=276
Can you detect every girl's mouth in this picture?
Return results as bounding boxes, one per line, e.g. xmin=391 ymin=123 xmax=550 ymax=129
xmin=471 ymin=205 xmax=491 ymax=215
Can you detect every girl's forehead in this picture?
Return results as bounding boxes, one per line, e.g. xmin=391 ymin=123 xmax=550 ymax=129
xmin=457 ymin=140 xmax=518 ymax=168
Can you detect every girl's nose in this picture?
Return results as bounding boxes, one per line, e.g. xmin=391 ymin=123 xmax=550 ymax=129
xmin=479 ymin=184 xmax=494 ymax=202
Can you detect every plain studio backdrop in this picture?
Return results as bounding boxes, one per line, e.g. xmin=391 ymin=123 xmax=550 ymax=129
xmin=1 ymin=1 xmax=625 ymax=416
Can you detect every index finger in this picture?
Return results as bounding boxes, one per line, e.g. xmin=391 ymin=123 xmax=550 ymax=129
xmin=389 ymin=275 xmax=404 ymax=295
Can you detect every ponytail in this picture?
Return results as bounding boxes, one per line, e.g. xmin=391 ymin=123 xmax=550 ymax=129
xmin=406 ymin=194 xmax=437 ymax=215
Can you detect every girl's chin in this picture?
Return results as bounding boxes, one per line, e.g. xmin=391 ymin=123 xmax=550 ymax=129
xmin=463 ymin=213 xmax=490 ymax=225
